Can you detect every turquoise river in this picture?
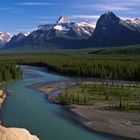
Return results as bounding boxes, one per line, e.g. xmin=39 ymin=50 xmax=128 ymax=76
xmin=1 ymin=66 xmax=128 ymax=140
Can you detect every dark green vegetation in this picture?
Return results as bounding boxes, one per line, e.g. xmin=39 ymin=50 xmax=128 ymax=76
xmin=57 ymin=83 xmax=140 ymax=112
xmin=0 ymin=53 xmax=140 ymax=81
xmin=0 ymin=63 xmax=22 ymax=83
xmin=89 ymin=44 xmax=140 ymax=55
xmin=0 ymin=52 xmax=139 ymax=112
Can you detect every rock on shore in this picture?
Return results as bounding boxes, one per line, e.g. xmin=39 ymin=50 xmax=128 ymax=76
xmin=0 ymin=89 xmax=40 ymax=140
xmin=0 ymin=90 xmax=6 ymax=108
xmin=0 ymin=125 xmax=39 ymax=140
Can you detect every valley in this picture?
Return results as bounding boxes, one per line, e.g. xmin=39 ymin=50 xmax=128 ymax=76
xmin=1 ymin=65 xmax=139 ymax=140
xmin=0 ymin=52 xmax=140 ymax=139
xmin=0 ymin=2 xmax=139 ymax=139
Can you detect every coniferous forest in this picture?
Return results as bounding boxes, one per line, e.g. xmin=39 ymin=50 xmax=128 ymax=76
xmin=0 ymin=53 xmax=139 ymax=81
xmin=0 ymin=54 xmax=140 ymax=81
xmin=0 ymin=63 xmax=22 ymax=83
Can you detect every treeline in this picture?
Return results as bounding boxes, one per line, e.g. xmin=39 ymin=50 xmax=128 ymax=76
xmin=56 ymin=83 xmax=140 ymax=112
xmin=45 ymin=57 xmax=140 ymax=81
xmin=0 ymin=63 xmax=22 ymax=82
xmin=0 ymin=53 xmax=140 ymax=81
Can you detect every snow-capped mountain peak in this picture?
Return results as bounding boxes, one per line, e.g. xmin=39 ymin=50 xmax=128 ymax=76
xmin=15 ymin=32 xmax=30 ymax=41
xmin=0 ymin=32 xmax=12 ymax=41
xmin=2 ymin=11 xmax=140 ymax=50
xmin=121 ymin=18 xmax=140 ymax=32
xmin=133 ymin=18 xmax=140 ymax=25
xmin=57 ymin=16 xmax=71 ymax=24
xmin=0 ymin=32 xmax=12 ymax=47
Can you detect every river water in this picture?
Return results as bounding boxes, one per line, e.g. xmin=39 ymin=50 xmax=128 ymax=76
xmin=1 ymin=66 xmax=127 ymax=140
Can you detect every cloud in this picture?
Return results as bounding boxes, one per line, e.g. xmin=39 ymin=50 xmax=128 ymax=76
xmin=36 ymin=16 xmax=58 ymax=19
xmin=74 ymin=1 xmax=140 ymax=12
xmin=36 ymin=20 xmax=55 ymax=24
xmin=125 ymin=11 xmax=140 ymax=15
xmin=120 ymin=0 xmax=140 ymax=4
xmin=90 ymin=22 xmax=96 ymax=28
xmin=120 ymin=16 xmax=135 ymax=20
xmin=16 ymin=2 xmax=56 ymax=6
xmin=75 ymin=3 xmax=132 ymax=11
xmin=95 ymin=4 xmax=131 ymax=11
xmin=71 ymin=15 xmax=100 ymax=20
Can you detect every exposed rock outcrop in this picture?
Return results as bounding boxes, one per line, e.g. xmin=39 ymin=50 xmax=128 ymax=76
xmin=0 ymin=90 xmax=6 ymax=108
xmin=89 ymin=11 xmax=140 ymax=46
xmin=0 ymin=125 xmax=39 ymax=140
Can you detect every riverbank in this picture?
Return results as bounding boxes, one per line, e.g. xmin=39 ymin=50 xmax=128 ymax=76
xmin=0 ymin=89 xmax=40 ymax=140
xmin=70 ymin=105 xmax=140 ymax=140
xmin=0 ymin=90 xmax=6 ymax=109
xmin=29 ymin=81 xmax=140 ymax=140
xmin=29 ymin=81 xmax=78 ymax=100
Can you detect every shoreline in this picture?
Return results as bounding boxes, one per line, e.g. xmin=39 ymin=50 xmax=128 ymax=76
xmin=0 ymin=89 xmax=7 ymax=110
xmin=0 ymin=89 xmax=40 ymax=140
xmin=68 ymin=105 xmax=140 ymax=140
xmin=29 ymin=81 xmax=140 ymax=140
xmin=28 ymin=80 xmax=79 ymax=97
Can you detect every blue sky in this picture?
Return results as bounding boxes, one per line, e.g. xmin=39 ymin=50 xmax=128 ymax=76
xmin=0 ymin=0 xmax=139 ymax=34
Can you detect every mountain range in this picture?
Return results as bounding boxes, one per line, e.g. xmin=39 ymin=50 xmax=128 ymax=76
xmin=1 ymin=11 xmax=140 ymax=50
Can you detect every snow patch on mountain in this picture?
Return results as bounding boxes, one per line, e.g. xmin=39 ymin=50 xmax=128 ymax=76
xmin=54 ymin=25 xmax=70 ymax=32
xmin=77 ymin=22 xmax=95 ymax=28
xmin=22 ymin=32 xmax=30 ymax=36
xmin=57 ymin=16 xmax=71 ymax=24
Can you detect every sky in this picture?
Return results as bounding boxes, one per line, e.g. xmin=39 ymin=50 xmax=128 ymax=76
xmin=0 ymin=0 xmax=139 ymax=34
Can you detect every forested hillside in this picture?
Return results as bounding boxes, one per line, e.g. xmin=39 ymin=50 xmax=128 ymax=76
xmin=89 ymin=44 xmax=140 ymax=55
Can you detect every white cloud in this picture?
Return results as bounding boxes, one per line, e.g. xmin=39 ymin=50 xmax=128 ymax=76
xmin=16 ymin=2 xmax=56 ymax=6
xmin=36 ymin=16 xmax=58 ymax=19
xmin=36 ymin=20 xmax=55 ymax=24
xmin=71 ymin=15 xmax=100 ymax=20
xmin=120 ymin=17 xmax=135 ymax=20
xmin=74 ymin=1 xmax=140 ymax=12
xmin=75 ymin=3 xmax=132 ymax=11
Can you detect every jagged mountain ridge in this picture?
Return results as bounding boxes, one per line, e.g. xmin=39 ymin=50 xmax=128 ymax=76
xmin=38 ymin=16 xmax=94 ymax=39
xmin=4 ymin=32 xmax=30 ymax=49
xmin=89 ymin=11 xmax=140 ymax=46
xmin=4 ymin=16 xmax=94 ymax=49
xmin=2 ymin=12 xmax=140 ymax=50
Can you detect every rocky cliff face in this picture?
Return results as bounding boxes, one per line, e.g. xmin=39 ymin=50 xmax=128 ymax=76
xmin=0 ymin=90 xmax=40 ymax=140
xmin=89 ymin=11 xmax=140 ymax=46
xmin=0 ymin=126 xmax=39 ymax=140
